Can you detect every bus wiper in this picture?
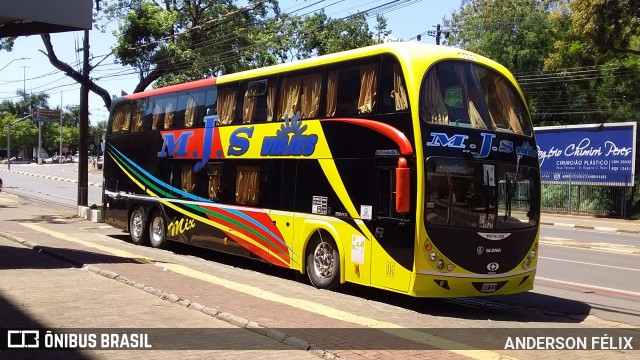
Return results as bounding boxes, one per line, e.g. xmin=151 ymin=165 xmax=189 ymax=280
xmin=505 ymin=155 xmax=522 ymax=221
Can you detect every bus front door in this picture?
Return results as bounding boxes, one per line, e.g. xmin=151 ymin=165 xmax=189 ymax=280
xmin=369 ymin=165 xmax=414 ymax=293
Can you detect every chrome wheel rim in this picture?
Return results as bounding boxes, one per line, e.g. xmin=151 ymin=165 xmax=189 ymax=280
xmin=312 ymin=242 xmax=335 ymax=279
xmin=150 ymin=216 xmax=164 ymax=243
xmin=131 ymin=212 xmax=143 ymax=239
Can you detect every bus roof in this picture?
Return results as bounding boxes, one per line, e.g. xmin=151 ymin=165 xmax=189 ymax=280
xmin=122 ymin=42 xmax=508 ymax=102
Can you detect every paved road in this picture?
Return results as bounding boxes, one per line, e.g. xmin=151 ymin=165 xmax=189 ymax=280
xmin=2 ymin=191 xmax=639 ymax=359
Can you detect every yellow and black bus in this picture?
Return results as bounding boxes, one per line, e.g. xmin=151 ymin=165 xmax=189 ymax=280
xmin=103 ymin=42 xmax=540 ymax=297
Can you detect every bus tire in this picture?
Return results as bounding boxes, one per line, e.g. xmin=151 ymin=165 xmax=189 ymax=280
xmin=305 ymin=232 xmax=340 ymax=290
xmin=148 ymin=209 xmax=167 ymax=249
xmin=128 ymin=207 xmax=149 ymax=246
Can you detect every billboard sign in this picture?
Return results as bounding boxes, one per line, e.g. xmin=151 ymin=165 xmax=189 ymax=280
xmin=535 ymin=122 xmax=636 ymax=186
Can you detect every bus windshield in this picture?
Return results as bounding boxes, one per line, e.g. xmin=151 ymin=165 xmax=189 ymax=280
xmin=425 ymin=157 xmax=539 ymax=230
xmin=419 ymin=61 xmax=532 ymax=136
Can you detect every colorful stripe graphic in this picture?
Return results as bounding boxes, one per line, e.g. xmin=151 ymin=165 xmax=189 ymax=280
xmin=107 ymin=144 xmax=298 ymax=268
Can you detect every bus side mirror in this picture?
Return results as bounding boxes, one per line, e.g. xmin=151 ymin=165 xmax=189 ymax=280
xmin=395 ymin=157 xmax=410 ymax=213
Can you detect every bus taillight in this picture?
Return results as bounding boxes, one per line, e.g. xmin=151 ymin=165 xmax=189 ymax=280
xmin=396 ymin=157 xmax=410 ymax=213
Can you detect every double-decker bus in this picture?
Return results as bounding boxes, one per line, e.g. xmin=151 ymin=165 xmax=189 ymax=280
xmin=103 ymin=42 xmax=540 ymax=297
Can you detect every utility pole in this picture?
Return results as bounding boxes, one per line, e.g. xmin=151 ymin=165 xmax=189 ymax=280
xmin=426 ymin=24 xmax=452 ymax=45
xmin=78 ymin=29 xmax=90 ymax=206
xmin=21 ymin=66 xmax=29 ymax=100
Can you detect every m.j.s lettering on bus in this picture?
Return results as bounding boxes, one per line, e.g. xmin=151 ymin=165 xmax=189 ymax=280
xmin=157 ymin=116 xmax=222 ymax=172
xmin=426 ymin=132 xmax=513 ymax=158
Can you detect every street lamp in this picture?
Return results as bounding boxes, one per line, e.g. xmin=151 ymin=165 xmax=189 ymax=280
xmin=0 ymin=57 xmax=30 ymax=72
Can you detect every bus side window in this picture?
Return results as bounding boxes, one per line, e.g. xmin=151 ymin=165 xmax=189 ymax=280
xmin=235 ymin=165 xmax=260 ymax=206
xmin=278 ymin=76 xmax=301 ymax=121
xmin=217 ymin=87 xmax=237 ymax=125
xmin=151 ymin=100 xmax=164 ymax=131
xmin=278 ymin=73 xmax=322 ymax=121
xmin=204 ymin=88 xmax=217 ymax=119
xmin=164 ymin=97 xmax=178 ymax=129
xmin=379 ymin=57 xmax=409 ymax=113
xmin=181 ymin=165 xmax=195 ymax=194
xmin=111 ymin=103 xmax=132 ymax=133
xmin=132 ymin=100 xmax=145 ymax=132
xmin=330 ymin=66 xmax=361 ymax=117
xmin=357 ymin=63 xmax=378 ymax=114
xmin=243 ymin=80 xmax=270 ymax=123
xmin=207 ymin=163 xmax=222 ymax=201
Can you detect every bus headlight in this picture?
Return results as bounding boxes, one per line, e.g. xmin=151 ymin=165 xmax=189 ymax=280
xmin=530 ymin=250 xmax=536 ymax=258
xmin=447 ymin=264 xmax=454 ymax=271
xmin=523 ymin=257 xmax=531 ymax=269
xmin=436 ymin=259 xmax=444 ymax=269
xmin=429 ymin=252 xmax=436 ymax=261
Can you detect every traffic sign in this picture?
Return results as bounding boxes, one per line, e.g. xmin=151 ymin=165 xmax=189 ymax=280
xmin=32 ymin=108 xmax=61 ymax=121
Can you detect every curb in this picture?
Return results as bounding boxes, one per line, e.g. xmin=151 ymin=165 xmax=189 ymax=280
xmin=540 ymin=221 xmax=640 ymax=234
xmin=0 ymin=231 xmax=342 ymax=359
xmin=0 ymin=168 xmax=103 ymax=188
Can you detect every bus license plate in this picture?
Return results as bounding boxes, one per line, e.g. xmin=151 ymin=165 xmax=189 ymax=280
xmin=480 ymin=283 xmax=498 ymax=293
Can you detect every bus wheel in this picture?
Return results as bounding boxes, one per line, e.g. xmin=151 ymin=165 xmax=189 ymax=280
xmin=128 ymin=207 xmax=149 ymax=245
xmin=148 ymin=209 xmax=166 ymax=249
xmin=306 ymin=232 xmax=340 ymax=290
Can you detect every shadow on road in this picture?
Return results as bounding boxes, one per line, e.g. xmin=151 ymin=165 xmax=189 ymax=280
xmin=105 ymin=236 xmax=590 ymax=324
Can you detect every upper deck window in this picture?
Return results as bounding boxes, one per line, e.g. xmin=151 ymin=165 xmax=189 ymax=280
xmin=420 ymin=62 xmax=532 ymax=136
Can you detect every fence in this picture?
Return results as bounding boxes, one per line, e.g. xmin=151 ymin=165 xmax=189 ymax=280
xmin=541 ymin=172 xmax=639 ymax=218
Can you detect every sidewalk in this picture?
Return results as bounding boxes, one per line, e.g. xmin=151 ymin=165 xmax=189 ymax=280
xmin=1 ymin=189 xmax=639 ymax=359
xmin=540 ymin=213 xmax=640 ymax=234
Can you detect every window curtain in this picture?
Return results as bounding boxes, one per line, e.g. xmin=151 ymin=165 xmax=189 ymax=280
xmin=207 ymin=164 xmax=221 ymax=201
xmin=423 ymin=71 xmax=448 ymax=124
xmin=242 ymin=89 xmax=257 ymax=123
xmin=454 ymin=65 xmax=486 ymax=129
xmin=235 ymin=166 xmax=260 ymax=206
xmin=121 ymin=106 xmax=131 ymax=132
xmin=301 ymin=74 xmax=322 ymax=118
xmin=112 ymin=108 xmax=125 ymax=133
xmin=391 ymin=63 xmax=409 ymax=111
xmin=152 ymin=103 xmax=163 ymax=130
xmin=181 ymin=165 xmax=195 ymax=193
xmin=217 ymin=88 xmax=237 ymax=125
xmin=266 ymin=82 xmax=276 ymax=122
xmin=278 ymin=77 xmax=302 ymax=121
xmin=184 ymin=97 xmax=197 ymax=128
xmin=164 ymin=101 xmax=175 ymax=129
xmin=493 ymin=78 xmax=524 ymax=134
xmin=357 ymin=63 xmax=378 ymax=114
xmin=325 ymin=70 xmax=338 ymax=117
xmin=132 ymin=108 xmax=143 ymax=132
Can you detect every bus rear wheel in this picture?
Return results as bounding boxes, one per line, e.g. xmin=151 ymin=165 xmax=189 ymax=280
xmin=306 ymin=233 xmax=340 ymax=290
xmin=148 ymin=209 xmax=167 ymax=249
xmin=129 ymin=207 xmax=149 ymax=246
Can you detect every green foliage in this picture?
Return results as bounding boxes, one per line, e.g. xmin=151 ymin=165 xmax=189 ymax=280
xmin=444 ymin=0 xmax=557 ymax=74
xmin=109 ymin=0 xmax=381 ymax=90
xmin=0 ymin=37 xmax=15 ymax=51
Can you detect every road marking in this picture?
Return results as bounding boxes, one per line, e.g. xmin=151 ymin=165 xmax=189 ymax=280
xmin=536 ymin=277 xmax=640 ymax=298
xmin=540 ymin=256 xmax=640 ymax=272
xmin=19 ymin=222 xmax=516 ymax=360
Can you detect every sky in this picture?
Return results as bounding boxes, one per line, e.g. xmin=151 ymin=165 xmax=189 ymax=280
xmin=0 ymin=0 xmax=461 ymax=125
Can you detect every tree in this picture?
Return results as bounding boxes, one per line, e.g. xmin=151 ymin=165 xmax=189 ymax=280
xmin=3 ymin=0 xmax=383 ymax=112
xmin=110 ymin=0 xmax=279 ymax=90
xmin=444 ymin=0 xmax=558 ymax=74
xmin=540 ymin=0 xmax=640 ymax=124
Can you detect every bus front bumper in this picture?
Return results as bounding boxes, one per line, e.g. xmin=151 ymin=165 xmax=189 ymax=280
xmin=410 ymin=269 xmax=536 ymax=297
